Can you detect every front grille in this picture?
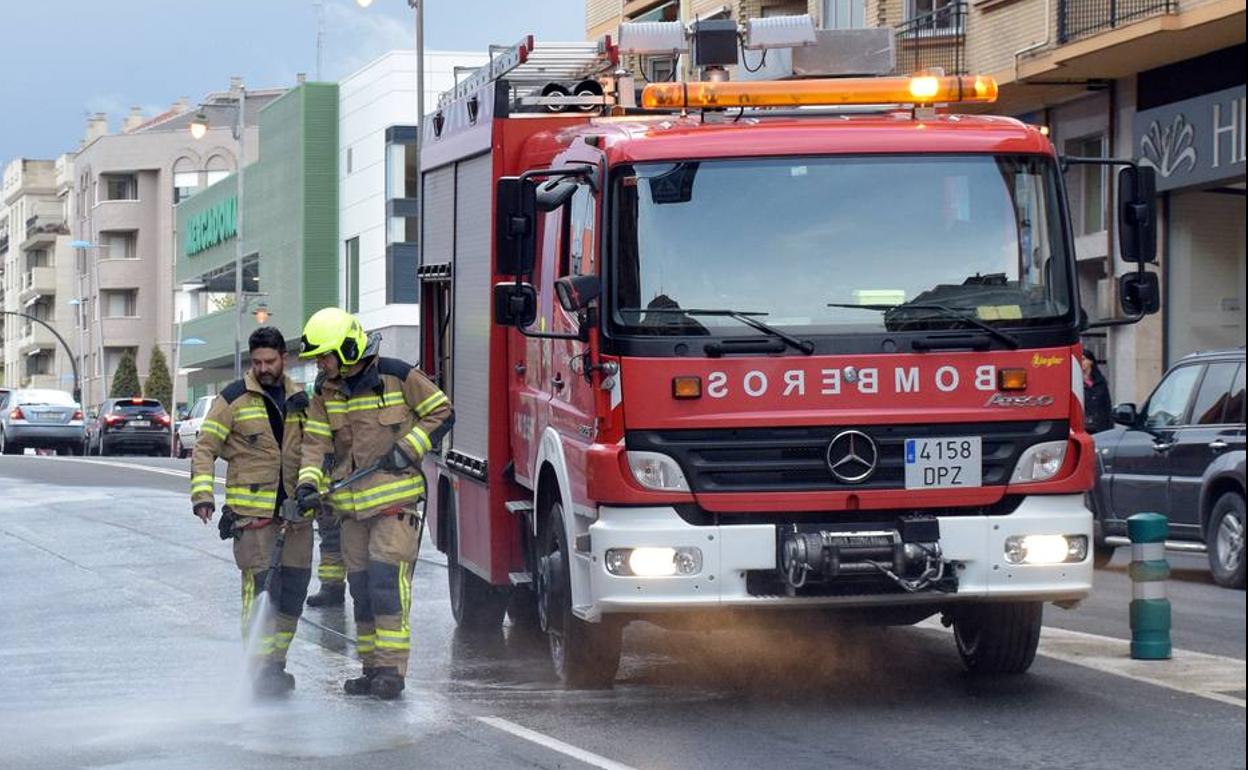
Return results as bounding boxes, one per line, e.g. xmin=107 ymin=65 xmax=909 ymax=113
xmin=626 ymin=421 xmax=1067 ymax=493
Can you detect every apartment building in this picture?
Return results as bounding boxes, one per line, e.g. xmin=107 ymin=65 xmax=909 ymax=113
xmin=586 ymin=0 xmax=1245 ymax=401
xmin=1 ymin=158 xmax=75 ymax=393
xmin=70 ymin=84 xmax=281 ymax=410
xmin=338 ymin=50 xmax=487 ymax=361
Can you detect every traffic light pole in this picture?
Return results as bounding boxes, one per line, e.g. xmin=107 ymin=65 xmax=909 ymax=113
xmin=2 ymin=310 xmax=82 ymax=404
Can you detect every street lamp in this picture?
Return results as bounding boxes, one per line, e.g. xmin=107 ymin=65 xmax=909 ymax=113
xmin=189 ymin=81 xmax=248 ymax=379
xmin=169 ymin=331 xmax=206 ymax=457
xmin=1 ymin=310 xmax=81 ymax=404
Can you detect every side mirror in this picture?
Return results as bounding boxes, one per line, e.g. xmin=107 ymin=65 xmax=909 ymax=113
xmin=1112 ymin=402 xmax=1138 ymax=427
xmin=493 ymin=282 xmax=538 ymax=328
xmin=495 ymin=177 xmax=537 ymax=276
xmin=554 ymin=275 xmax=601 ymax=313
xmin=1118 ymin=165 xmax=1157 ymax=264
xmin=1119 ymin=271 xmax=1160 ymax=316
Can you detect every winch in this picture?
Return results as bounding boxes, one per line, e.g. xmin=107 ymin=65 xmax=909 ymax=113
xmin=779 ymin=517 xmax=951 ymax=594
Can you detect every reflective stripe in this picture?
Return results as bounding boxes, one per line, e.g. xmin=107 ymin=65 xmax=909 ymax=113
xmin=344 ymin=391 xmax=406 ymax=412
xmin=201 ymin=420 xmax=229 ymax=440
xmin=190 ymin=485 xmax=215 ymax=495
xmin=241 ymin=573 xmax=254 ymax=638
xmin=405 ymin=427 xmax=431 ymax=453
xmin=299 ymin=467 xmax=326 ymax=484
xmin=399 ymin=561 xmax=411 ymax=636
xmin=329 ymin=477 xmax=424 ymax=512
xmin=235 ymin=407 xmax=267 ymax=421
xmin=274 ymin=631 xmax=294 ymax=650
xmin=375 ymin=627 xmax=410 ymax=650
xmin=318 ymin=564 xmax=346 ymax=580
xmin=325 ymin=401 xmax=348 ymax=414
xmin=225 ymin=486 xmax=277 ymax=501
xmin=1132 ymin=542 xmax=1165 ymax=562
xmin=414 ymin=391 xmax=448 ymax=417
xmin=304 ymin=420 xmax=331 ymax=438
xmin=357 ymin=633 xmax=376 ymax=653
xmin=1134 ymin=581 xmax=1168 ymax=600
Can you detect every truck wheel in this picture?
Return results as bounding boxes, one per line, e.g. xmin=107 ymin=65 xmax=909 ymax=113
xmin=1207 ymin=492 xmax=1245 ymax=590
xmin=1092 ymin=542 xmax=1116 ymax=568
xmin=446 ymin=496 xmax=509 ymax=629
xmin=953 ymin=601 xmax=1042 ymax=675
xmin=506 ymin=587 xmax=542 ymax=636
xmin=538 ymin=501 xmax=621 ymax=688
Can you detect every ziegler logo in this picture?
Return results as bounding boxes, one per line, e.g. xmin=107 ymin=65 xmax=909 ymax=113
xmin=1031 ymin=354 xmax=1063 ymax=368
xmin=986 ymin=393 xmax=1056 ymax=408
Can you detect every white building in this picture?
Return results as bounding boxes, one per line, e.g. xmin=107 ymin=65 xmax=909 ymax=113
xmin=338 ymin=50 xmax=487 ymax=359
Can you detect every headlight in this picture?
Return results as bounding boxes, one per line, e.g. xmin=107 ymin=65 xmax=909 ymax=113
xmin=1004 ymin=534 xmax=1088 ymax=565
xmin=1010 ymin=440 xmax=1069 ymax=483
xmin=605 ymin=546 xmax=703 ymax=576
xmin=626 ymin=451 xmax=690 ymax=492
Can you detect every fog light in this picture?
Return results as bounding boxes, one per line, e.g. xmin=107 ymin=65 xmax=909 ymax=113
xmin=1004 ymin=534 xmax=1088 ymax=565
xmin=604 ymin=546 xmax=703 ymax=576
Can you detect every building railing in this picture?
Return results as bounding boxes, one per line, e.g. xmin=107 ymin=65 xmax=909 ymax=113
xmin=895 ymin=2 xmax=968 ymax=76
xmin=25 ymin=215 xmax=69 ymax=240
xmin=1058 ymin=0 xmax=1177 ymax=44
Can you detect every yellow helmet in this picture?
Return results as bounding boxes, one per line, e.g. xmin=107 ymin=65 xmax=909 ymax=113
xmin=299 ymin=307 xmax=368 ymax=366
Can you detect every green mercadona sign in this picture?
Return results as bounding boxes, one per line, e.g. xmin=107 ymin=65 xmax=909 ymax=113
xmin=185 ymin=196 xmax=237 ymax=256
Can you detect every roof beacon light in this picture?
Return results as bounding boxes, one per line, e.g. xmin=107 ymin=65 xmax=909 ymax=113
xmin=744 ymin=14 xmax=817 ymax=50
xmin=618 ymin=21 xmax=689 ymax=55
xmin=641 ymin=75 xmax=999 ymax=110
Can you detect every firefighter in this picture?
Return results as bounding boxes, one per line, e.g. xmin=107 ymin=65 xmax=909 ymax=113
xmin=190 ymin=327 xmax=314 ymax=697
xmin=294 ymin=308 xmax=453 ymax=700
xmin=307 ymin=514 xmax=346 ymax=607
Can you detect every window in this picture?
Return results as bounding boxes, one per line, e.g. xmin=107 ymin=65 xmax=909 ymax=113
xmin=1226 ymin=365 xmax=1246 ymax=425
xmin=25 ymin=351 xmax=52 ymax=378
xmin=386 ymin=140 xmax=418 ymax=200
xmin=205 ymin=170 xmax=229 ymax=187
xmin=105 ymin=347 xmax=137 ymax=377
xmin=26 ymin=248 xmax=50 ymax=268
xmin=102 ymin=289 xmax=138 ymax=318
xmin=823 ymin=0 xmax=865 ymax=28
xmin=1192 ymin=363 xmax=1241 ymax=425
xmin=345 ymin=237 xmax=360 ymax=314
xmin=1064 ymin=135 xmax=1107 ymax=236
xmin=907 ymin=0 xmax=960 ymax=31
xmin=173 ymin=171 xmax=199 ymax=203
xmin=102 ymin=174 xmax=137 ymax=201
xmin=101 ymin=231 xmax=137 ymax=260
xmin=567 ymin=185 xmax=596 ymax=276
xmin=1141 ymin=365 xmax=1201 ymax=429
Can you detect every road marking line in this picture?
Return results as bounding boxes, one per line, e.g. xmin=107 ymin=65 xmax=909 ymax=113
xmin=478 ymin=716 xmax=638 ymax=770
xmin=918 ymin=617 xmax=1246 ymax=708
xmin=30 ymin=456 xmax=225 ymax=484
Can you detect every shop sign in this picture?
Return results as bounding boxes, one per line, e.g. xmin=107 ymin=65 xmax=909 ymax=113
xmin=185 ymin=196 xmax=237 ymax=256
xmin=1134 ymin=85 xmax=1246 ymax=192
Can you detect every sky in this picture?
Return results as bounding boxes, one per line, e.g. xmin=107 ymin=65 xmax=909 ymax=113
xmin=0 ymin=0 xmax=586 ymax=163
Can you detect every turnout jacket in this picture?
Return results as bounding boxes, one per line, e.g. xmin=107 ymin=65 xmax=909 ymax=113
xmin=299 ymin=355 xmax=452 ymax=520
xmin=190 ymin=372 xmax=310 ymax=517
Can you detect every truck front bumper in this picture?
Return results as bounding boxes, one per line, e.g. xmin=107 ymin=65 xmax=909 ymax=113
xmin=584 ymin=494 xmax=1092 ymax=619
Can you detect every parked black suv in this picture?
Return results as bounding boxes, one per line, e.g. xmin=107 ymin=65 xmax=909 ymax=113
xmin=86 ymin=398 xmax=172 ymax=457
xmin=1090 ymin=348 xmax=1245 ymax=588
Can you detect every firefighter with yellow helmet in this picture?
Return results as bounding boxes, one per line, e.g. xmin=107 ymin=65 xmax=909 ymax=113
xmin=294 ymin=308 xmax=452 ymax=700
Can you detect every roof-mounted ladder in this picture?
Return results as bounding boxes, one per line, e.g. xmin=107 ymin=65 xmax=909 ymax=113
xmin=436 ymin=35 xmax=620 ymax=111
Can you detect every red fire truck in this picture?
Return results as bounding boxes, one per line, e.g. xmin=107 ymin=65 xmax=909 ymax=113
xmin=416 ymin=26 xmax=1159 ymax=687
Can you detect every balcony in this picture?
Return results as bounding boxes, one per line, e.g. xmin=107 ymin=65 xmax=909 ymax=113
xmin=1059 ymin=0 xmax=1178 ymax=44
xmin=21 ymin=215 xmax=68 ymax=250
xmin=19 ymin=324 xmax=56 ymax=356
xmin=19 ymin=266 xmax=57 ymax=304
xmin=895 ymin=2 xmax=967 ymax=76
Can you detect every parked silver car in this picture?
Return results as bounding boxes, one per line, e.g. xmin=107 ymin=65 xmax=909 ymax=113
xmin=0 ymin=389 xmax=86 ymax=456
xmin=175 ymin=395 xmax=214 ymax=458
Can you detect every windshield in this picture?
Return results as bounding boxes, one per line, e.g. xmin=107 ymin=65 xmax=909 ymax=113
xmin=17 ymin=390 xmax=76 ymax=406
xmin=611 ymin=155 xmax=1073 ymax=336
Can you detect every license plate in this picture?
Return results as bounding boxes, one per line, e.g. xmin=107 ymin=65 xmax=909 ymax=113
xmin=904 ymin=437 xmax=982 ymax=489
xmin=131 ymin=420 xmax=151 ymax=428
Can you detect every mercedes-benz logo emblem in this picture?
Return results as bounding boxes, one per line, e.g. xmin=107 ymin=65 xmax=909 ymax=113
xmin=826 ymin=429 xmax=878 ymax=484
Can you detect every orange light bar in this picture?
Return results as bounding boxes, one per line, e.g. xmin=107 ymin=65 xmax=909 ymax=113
xmin=641 ymin=75 xmax=998 ymax=110
xmin=672 ymin=376 xmax=702 ymax=400
xmin=999 ymin=368 xmax=1028 ymax=391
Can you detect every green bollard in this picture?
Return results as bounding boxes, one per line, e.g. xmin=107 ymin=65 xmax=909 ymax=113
xmin=1127 ymin=512 xmax=1171 ymax=660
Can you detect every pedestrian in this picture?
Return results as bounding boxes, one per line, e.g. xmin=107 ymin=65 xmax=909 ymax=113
xmin=307 ymin=513 xmax=346 ymax=607
xmin=294 ymin=308 xmax=453 ymax=700
xmin=1082 ymin=349 xmax=1113 ymax=434
xmin=189 ymin=327 xmax=314 ymax=697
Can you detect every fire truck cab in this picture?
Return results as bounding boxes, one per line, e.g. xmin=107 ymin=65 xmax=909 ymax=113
xmin=416 ymin=24 xmax=1160 ymax=687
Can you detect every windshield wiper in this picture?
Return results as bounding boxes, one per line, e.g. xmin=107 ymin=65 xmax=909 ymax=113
xmin=826 ymin=302 xmax=1021 ymax=349
xmin=619 ymin=307 xmax=815 ymax=355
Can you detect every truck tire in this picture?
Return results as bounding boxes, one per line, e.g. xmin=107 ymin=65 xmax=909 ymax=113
xmin=1092 ymin=542 xmax=1116 ymax=568
xmin=953 ymin=601 xmax=1043 ymax=675
xmin=506 ymin=588 xmax=542 ymax=636
xmin=1207 ymin=492 xmax=1245 ymax=590
xmin=446 ymin=496 xmax=509 ymax=630
xmin=538 ymin=501 xmax=621 ymax=688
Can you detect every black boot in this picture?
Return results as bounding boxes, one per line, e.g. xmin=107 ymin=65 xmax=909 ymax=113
xmin=307 ymin=583 xmax=345 ymax=608
xmin=343 ymin=667 xmax=378 ymax=696
xmin=253 ymin=662 xmax=295 ymax=698
xmin=369 ymin=667 xmax=405 ymax=700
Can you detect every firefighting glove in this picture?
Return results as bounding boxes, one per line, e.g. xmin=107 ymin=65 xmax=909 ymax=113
xmin=295 ymin=483 xmax=324 ymax=515
xmin=194 ymin=502 xmax=215 ymax=523
xmin=379 ymin=445 xmax=413 ymax=472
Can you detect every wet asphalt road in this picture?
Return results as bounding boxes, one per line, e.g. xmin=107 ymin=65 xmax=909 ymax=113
xmin=1 ymin=455 xmax=1244 ymax=770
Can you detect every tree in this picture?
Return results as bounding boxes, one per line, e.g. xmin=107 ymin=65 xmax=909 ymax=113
xmin=109 ymin=350 xmax=141 ymax=399
xmin=145 ymin=346 xmax=172 ymax=414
